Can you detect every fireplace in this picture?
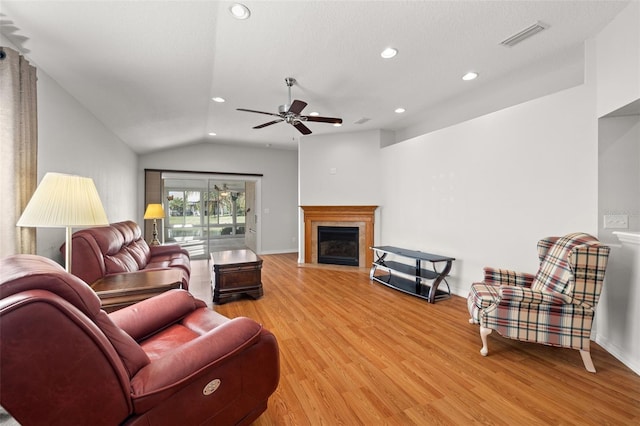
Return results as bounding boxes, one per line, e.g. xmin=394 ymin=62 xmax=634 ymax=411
xmin=301 ymin=205 xmax=377 ymax=266
xmin=317 ymin=226 xmax=359 ymax=266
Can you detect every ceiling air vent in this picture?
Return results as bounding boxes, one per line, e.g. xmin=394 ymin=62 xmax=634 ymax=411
xmin=354 ymin=117 xmax=371 ymax=125
xmin=500 ymin=21 xmax=548 ymax=47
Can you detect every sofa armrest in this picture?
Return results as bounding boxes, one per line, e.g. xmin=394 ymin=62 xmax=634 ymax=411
xmin=129 ymin=317 xmax=263 ymax=397
xmin=483 ymin=267 xmax=535 ymax=287
xmin=149 ymin=244 xmax=190 ymax=257
xmin=109 ymin=289 xmax=207 ymax=341
xmin=499 ymin=285 xmax=569 ymax=305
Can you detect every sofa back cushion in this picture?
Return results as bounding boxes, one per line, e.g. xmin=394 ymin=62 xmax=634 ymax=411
xmin=113 ymin=221 xmax=151 ymax=269
xmin=126 ymin=241 xmax=151 ymax=269
xmin=86 ymin=221 xmax=150 ymax=274
xmin=104 ymin=252 xmax=139 ymax=274
xmin=113 ymin=221 xmax=136 ymax=244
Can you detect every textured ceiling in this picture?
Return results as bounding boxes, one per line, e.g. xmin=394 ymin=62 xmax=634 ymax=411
xmin=0 ymin=0 xmax=630 ymax=152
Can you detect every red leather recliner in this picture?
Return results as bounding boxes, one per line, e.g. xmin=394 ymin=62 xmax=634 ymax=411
xmin=0 ymin=254 xmax=279 ymax=425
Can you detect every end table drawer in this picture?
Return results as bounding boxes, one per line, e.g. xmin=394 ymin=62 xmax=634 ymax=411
xmin=215 ymin=266 xmax=262 ymax=289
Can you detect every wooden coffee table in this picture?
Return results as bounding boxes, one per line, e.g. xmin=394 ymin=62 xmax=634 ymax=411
xmin=91 ymin=269 xmax=183 ymax=312
xmin=210 ymin=249 xmax=263 ymax=304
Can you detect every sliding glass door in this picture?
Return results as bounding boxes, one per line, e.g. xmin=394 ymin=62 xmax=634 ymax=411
xmin=163 ymin=177 xmax=248 ymax=258
xmin=206 ymin=180 xmax=246 ymax=243
xmin=165 ymin=180 xmax=207 ymax=257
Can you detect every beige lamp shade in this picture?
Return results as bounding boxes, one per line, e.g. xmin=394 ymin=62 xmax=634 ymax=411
xmin=17 ymin=172 xmax=109 ymax=227
xmin=144 ymin=204 xmax=165 ymax=220
xmin=16 ymin=172 xmax=109 ymax=272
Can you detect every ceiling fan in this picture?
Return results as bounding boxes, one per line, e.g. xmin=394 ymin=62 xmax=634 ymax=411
xmin=237 ymin=77 xmax=343 ymax=135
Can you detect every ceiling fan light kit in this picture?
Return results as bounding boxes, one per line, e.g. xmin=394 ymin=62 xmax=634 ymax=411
xmin=237 ymin=78 xmax=343 ymax=135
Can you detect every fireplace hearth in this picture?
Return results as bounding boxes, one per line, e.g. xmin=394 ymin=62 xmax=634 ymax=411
xmin=317 ymin=226 xmax=359 ymax=266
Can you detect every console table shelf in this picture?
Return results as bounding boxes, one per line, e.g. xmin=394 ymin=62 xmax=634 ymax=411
xmin=370 ymin=246 xmax=455 ymax=303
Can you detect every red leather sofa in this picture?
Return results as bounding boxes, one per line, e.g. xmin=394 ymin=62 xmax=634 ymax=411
xmin=0 ymin=254 xmax=280 ymax=425
xmin=63 ymin=220 xmax=191 ymax=289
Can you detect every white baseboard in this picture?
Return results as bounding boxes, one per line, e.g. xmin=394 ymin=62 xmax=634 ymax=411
xmin=595 ymin=334 xmax=640 ymax=376
xmin=258 ymin=248 xmax=298 ymax=255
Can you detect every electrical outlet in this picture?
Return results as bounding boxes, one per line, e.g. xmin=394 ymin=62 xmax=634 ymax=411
xmin=603 ymin=214 xmax=628 ymax=229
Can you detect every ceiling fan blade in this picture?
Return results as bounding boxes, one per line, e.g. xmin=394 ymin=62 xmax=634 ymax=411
xmin=303 ymin=115 xmax=343 ymax=124
xmin=293 ymin=121 xmax=312 ymax=135
xmin=253 ymin=119 xmax=283 ymax=129
xmin=288 ymin=100 xmax=307 ymax=115
xmin=237 ymin=108 xmax=282 ymax=118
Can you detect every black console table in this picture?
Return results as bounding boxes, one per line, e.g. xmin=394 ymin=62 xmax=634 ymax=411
xmin=370 ymin=246 xmax=455 ymax=303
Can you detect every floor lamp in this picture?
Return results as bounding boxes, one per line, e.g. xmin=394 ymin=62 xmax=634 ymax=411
xmin=16 ymin=172 xmax=109 ymax=273
xmin=144 ymin=203 xmax=165 ymax=246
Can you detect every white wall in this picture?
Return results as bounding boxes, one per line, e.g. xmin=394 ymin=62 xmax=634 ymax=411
xmin=299 ymin=129 xmax=383 ymax=206
xmin=596 ymin=1 xmax=640 ymax=118
xmin=594 ymin=1 xmax=640 ymax=375
xmin=138 ymin=143 xmax=298 ymax=254
xmin=27 ymin=53 xmax=138 ymax=264
xmin=597 ymin=235 xmax=640 ymax=375
xmin=379 ymin=84 xmax=597 ymax=297
xmin=598 ymin=115 xmax=640 ymax=242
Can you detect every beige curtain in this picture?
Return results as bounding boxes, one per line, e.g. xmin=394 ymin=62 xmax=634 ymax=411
xmin=0 ymin=47 xmax=38 ymax=257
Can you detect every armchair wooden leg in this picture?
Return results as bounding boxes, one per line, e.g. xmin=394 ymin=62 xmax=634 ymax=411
xmin=480 ymin=326 xmax=492 ymax=356
xmin=580 ymin=350 xmax=596 ymax=373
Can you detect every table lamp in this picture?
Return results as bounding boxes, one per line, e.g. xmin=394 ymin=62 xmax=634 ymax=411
xmin=16 ymin=172 xmax=109 ymax=273
xmin=144 ymin=203 xmax=165 ymax=246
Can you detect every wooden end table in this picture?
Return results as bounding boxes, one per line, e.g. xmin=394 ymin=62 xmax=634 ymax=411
xmin=210 ymin=249 xmax=263 ymax=304
xmin=91 ymin=269 xmax=183 ymax=312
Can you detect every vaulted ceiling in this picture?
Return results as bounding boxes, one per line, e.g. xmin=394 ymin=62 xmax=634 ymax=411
xmin=0 ymin=1 xmax=630 ymax=153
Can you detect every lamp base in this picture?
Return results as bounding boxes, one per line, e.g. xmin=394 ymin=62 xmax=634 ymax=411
xmin=149 ymin=219 xmax=161 ymax=246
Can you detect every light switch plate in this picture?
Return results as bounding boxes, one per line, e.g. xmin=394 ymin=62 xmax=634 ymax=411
xmin=603 ymin=214 xmax=628 ymax=229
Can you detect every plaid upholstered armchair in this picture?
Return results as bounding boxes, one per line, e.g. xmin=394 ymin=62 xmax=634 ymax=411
xmin=467 ymin=233 xmax=610 ymax=372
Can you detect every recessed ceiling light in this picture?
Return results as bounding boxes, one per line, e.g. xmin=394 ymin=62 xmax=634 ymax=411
xmin=462 ymin=71 xmax=479 ymax=81
xmin=395 ymin=108 xmax=406 ymax=114
xmin=229 ymin=3 xmax=251 ymax=20
xmin=333 ymin=123 xmax=342 ymax=127
xmin=212 ymin=97 xmax=225 ymax=103
xmin=309 ymin=112 xmax=320 ymax=116
xmin=381 ymin=47 xmax=398 ymax=59
xmin=208 ymin=132 xmax=217 ymax=136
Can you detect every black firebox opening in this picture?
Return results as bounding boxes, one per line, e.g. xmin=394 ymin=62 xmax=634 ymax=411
xmin=317 ymin=226 xmax=359 ymax=266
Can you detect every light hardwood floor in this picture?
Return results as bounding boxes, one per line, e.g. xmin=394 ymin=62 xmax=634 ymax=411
xmin=192 ymin=253 xmax=640 ymax=425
